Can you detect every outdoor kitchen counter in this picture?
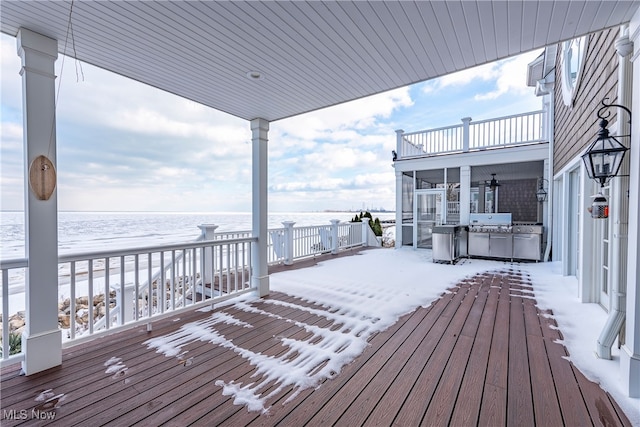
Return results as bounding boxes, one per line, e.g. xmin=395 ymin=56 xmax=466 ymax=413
xmin=466 ymin=213 xmax=543 ymax=262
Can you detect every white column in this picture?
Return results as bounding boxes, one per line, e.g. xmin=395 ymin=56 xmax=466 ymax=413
xmin=330 ymin=219 xmax=340 ymax=254
xmin=251 ymin=118 xmax=269 ymax=297
xmin=461 ymin=117 xmax=472 ymax=152
xmin=395 ymin=170 xmax=403 ymax=248
xmin=17 ymin=29 xmax=62 ymax=375
xmin=395 ymin=129 xmax=404 ymax=159
xmin=198 ymin=224 xmax=219 ymax=285
xmin=114 ymin=284 xmax=135 ymax=324
xmin=459 ymin=166 xmax=471 ymax=225
xmin=361 ymin=218 xmax=371 ymax=247
xmin=622 ymin=7 xmax=640 ymax=398
xmin=282 ymin=221 xmax=295 ymax=265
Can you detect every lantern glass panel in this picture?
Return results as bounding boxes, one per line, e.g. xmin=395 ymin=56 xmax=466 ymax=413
xmin=582 ymin=135 xmax=627 ymax=184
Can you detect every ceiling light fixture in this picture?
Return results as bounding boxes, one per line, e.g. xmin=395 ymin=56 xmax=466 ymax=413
xmin=246 ymin=70 xmax=264 ymax=81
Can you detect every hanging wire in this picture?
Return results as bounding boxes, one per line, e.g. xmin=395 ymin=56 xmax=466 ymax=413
xmin=67 ymin=0 xmax=85 ymax=82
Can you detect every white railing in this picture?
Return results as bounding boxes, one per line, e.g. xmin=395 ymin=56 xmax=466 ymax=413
xmin=1 ymin=258 xmax=27 ymax=365
xmin=469 ymin=111 xmax=545 ymax=149
xmin=0 ymin=220 xmax=375 ymax=363
xmin=396 ymin=110 xmax=546 ymax=159
xmin=58 ymin=238 xmax=255 ymax=339
xmin=401 ymin=123 xmax=464 ymax=156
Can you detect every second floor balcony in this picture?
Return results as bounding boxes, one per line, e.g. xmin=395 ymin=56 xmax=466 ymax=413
xmin=395 ymin=110 xmax=547 ymax=160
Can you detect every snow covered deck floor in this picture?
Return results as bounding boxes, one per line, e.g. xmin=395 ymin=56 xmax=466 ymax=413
xmin=0 ymin=268 xmax=632 ymax=426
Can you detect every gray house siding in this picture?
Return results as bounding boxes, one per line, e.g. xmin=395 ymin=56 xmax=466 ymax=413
xmin=554 ymin=28 xmax=619 ymax=173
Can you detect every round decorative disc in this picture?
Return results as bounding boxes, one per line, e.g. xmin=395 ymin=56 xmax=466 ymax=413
xmin=29 ymin=155 xmax=56 ymax=200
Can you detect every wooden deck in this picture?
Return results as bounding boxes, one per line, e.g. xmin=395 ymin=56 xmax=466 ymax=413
xmin=0 ymin=267 xmax=632 ymax=426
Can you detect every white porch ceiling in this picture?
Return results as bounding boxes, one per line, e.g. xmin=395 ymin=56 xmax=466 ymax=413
xmin=1 ymin=1 xmax=638 ymax=122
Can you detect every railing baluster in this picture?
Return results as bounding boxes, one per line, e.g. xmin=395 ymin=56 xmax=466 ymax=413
xmin=191 ymin=248 xmax=197 ymax=303
xmin=170 ymin=250 xmax=176 ymax=311
xmin=104 ymin=257 xmax=110 ymax=330
xmin=160 ymin=251 xmax=165 ymax=314
xmin=218 ymin=243 xmax=224 ymax=297
xmin=235 ymin=243 xmax=239 ymax=290
xmin=183 ymin=249 xmax=189 ymax=305
xmin=2 ymin=269 xmax=9 ymax=360
xmin=148 ymin=253 xmax=153 ymax=317
xmin=88 ymin=259 xmax=94 ymax=334
xmin=225 ymin=244 xmax=230 ymax=294
xmin=119 ymin=255 xmax=125 ymax=325
xmin=70 ymin=261 xmax=76 ymax=340
xmin=134 ymin=255 xmax=139 ymax=321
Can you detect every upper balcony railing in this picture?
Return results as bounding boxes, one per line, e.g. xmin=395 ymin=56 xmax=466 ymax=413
xmin=396 ymin=110 xmax=547 ymax=160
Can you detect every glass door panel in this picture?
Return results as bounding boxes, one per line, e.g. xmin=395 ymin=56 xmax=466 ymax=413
xmin=414 ymin=190 xmax=445 ymax=249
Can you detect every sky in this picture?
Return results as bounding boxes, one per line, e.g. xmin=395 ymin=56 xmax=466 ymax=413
xmin=1 ymin=32 xmax=542 ymax=213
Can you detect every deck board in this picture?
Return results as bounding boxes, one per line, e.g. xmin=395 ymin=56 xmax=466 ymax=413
xmin=332 ymin=286 xmax=476 ymax=426
xmin=392 ymin=284 xmax=480 ymax=426
xmin=0 ymin=268 xmax=634 ymax=427
xmin=479 ymin=275 xmax=510 ymax=426
xmin=507 ymin=294 xmax=535 ymax=426
xmin=448 ymin=277 xmax=497 ymax=426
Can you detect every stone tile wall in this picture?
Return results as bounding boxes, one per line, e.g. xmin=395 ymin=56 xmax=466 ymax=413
xmin=497 ymin=179 xmax=538 ymax=222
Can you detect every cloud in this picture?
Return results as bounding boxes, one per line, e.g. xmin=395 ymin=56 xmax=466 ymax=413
xmin=2 ymin=32 xmax=258 ymax=211
xmin=422 ymin=63 xmax=499 ymax=93
xmin=272 ymin=87 xmax=412 ymax=141
xmin=473 ymin=52 xmax=543 ymax=101
xmin=1 ymin=30 xmax=543 ymax=213
xmin=422 ymin=50 xmax=542 ymax=101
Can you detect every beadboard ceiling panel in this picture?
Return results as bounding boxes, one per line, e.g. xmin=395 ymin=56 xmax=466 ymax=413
xmin=1 ymin=1 xmax=638 ymax=122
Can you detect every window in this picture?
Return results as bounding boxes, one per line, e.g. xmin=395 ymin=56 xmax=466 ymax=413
xmin=561 ymin=36 xmax=587 ymax=106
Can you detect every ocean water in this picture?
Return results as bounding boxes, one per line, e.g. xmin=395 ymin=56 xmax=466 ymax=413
xmin=1 ymin=211 xmax=396 ymax=260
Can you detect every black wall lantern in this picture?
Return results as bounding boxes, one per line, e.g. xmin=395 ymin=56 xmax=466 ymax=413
xmin=581 ymin=98 xmax=631 ymax=188
xmin=536 ymin=178 xmax=548 ymax=202
xmin=488 ymin=173 xmax=501 ymax=192
xmin=581 ymin=98 xmax=632 ymax=219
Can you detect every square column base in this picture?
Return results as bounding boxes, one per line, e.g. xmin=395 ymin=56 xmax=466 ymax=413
xmin=252 ymin=275 xmax=270 ymax=298
xmin=21 ymin=329 xmax=62 ymax=375
xmin=620 ymin=345 xmax=640 ymax=398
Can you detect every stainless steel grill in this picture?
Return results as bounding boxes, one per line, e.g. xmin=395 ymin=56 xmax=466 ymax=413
xmin=468 ymin=215 xmax=543 ymax=261
xmin=512 ymin=224 xmax=544 ymax=234
xmin=512 ymin=224 xmax=543 ymax=261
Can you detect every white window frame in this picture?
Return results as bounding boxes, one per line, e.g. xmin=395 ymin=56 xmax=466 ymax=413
xmin=561 ymin=36 xmax=587 ymax=107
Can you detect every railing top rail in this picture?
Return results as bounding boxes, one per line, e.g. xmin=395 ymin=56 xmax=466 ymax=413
xmin=0 ymin=258 xmax=28 ymax=269
xmin=401 ymin=110 xmax=544 ymax=136
xmin=57 ymin=236 xmax=257 ymax=263
xmin=468 ymin=110 xmax=544 ymax=126
xmin=403 ymin=123 xmax=463 ymax=137
xmin=294 ymin=224 xmax=332 ymax=231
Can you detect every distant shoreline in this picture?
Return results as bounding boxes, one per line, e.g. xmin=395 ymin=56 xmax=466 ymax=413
xmin=1 ymin=210 xmax=395 ymax=214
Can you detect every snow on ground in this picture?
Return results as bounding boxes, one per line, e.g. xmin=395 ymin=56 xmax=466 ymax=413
xmin=145 ymin=248 xmax=639 ymax=422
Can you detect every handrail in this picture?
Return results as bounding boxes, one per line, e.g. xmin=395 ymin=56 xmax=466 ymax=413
xmin=0 ymin=259 xmax=28 ymax=269
xmin=57 ymin=236 xmax=255 ymax=262
xmin=403 ymin=122 xmax=462 ymax=137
